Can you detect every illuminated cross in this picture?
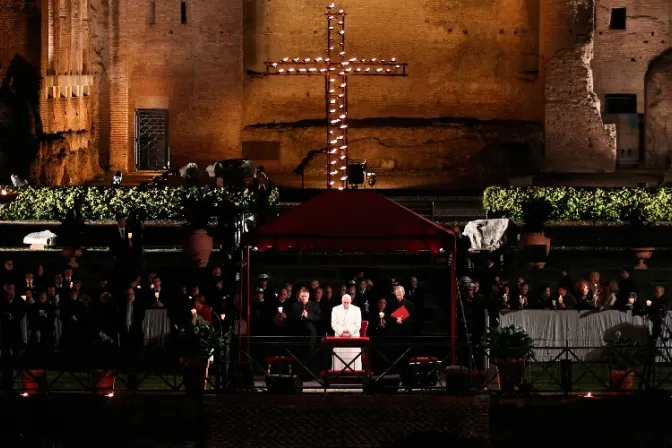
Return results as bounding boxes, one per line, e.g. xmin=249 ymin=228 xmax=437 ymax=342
xmin=264 ymin=3 xmax=408 ymax=190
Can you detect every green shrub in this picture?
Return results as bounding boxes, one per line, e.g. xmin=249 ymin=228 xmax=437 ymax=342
xmin=0 ymin=186 xmax=279 ymax=221
xmin=483 ymin=187 xmax=672 ymax=223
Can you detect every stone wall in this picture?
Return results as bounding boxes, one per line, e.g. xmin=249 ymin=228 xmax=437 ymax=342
xmin=30 ymin=0 xmax=102 ymax=185
xmin=112 ymin=0 xmax=244 ymax=171
xmin=645 ymin=50 xmax=672 ymax=167
xmin=242 ymin=0 xmax=544 ymax=180
xmin=0 ymin=1 xmax=41 ymax=71
xmin=242 ymin=118 xmax=543 ymax=184
xmin=593 ymin=0 xmax=671 ymax=168
xmin=0 ymin=1 xmax=42 ymax=181
xmin=541 ymin=0 xmax=617 ymax=173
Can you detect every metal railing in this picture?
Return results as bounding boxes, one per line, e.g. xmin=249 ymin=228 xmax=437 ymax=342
xmin=4 ymin=337 xmax=672 ymax=395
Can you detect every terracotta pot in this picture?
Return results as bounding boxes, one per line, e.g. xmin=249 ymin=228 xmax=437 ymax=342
xmin=496 ymin=358 xmax=525 ymax=393
xmin=609 ymin=369 xmax=634 ymax=391
xmin=62 ymin=247 xmax=83 ymax=268
xmin=633 ymin=247 xmax=654 ymax=270
xmin=0 ymin=191 xmax=18 ymax=204
xmin=184 ymin=229 xmax=213 ymax=268
xmin=22 ymin=369 xmax=48 ymax=394
xmin=518 ymin=232 xmax=550 ymax=269
xmin=180 ymin=357 xmax=211 ymax=393
xmin=91 ymin=369 xmax=115 ymax=395
xmin=518 ymin=232 xmax=551 ymax=254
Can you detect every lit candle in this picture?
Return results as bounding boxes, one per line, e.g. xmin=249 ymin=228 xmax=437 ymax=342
xmin=277 ymin=306 xmax=283 ymax=314
xmin=378 ymin=312 xmax=384 ymax=319
xmin=127 ymin=232 xmax=133 ymax=239
xmin=220 ymin=314 xmax=226 ymax=321
xmin=21 ymin=295 xmax=26 ymax=301
xmin=1 ymin=189 xmax=6 ymax=196
xmin=154 ymin=291 xmax=160 ymax=300
xmin=191 ymin=309 xmax=197 ymax=316
xmin=646 ymin=300 xmax=652 ymax=307
xmin=584 ymin=392 xmax=593 ymax=398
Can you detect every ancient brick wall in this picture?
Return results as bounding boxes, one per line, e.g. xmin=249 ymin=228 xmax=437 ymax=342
xmin=541 ymin=0 xmax=617 ymax=173
xmin=645 ymin=50 xmax=672 ymax=167
xmin=31 ymin=0 xmax=102 ymax=185
xmin=0 ymin=1 xmax=41 ymax=71
xmin=242 ymin=0 xmax=545 ymax=181
xmin=593 ymin=0 xmax=671 ymax=168
xmin=113 ymin=0 xmax=244 ymax=171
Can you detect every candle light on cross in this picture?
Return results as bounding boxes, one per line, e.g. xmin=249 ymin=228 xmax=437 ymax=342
xmin=264 ymin=3 xmax=408 ymax=190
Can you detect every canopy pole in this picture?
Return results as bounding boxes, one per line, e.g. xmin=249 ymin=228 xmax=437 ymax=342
xmin=450 ymin=240 xmax=457 ymax=366
xmin=245 ymin=245 xmax=251 ymax=359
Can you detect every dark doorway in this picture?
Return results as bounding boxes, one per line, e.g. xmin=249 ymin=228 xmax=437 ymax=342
xmin=135 ymin=109 xmax=169 ymax=171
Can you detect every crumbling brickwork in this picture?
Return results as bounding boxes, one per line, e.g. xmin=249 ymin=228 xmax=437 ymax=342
xmin=30 ymin=0 xmax=102 ymax=185
xmin=593 ymin=0 xmax=671 ymax=168
xmin=645 ymin=50 xmax=672 ymax=167
xmin=541 ymin=0 xmax=617 ymax=173
xmin=1 ymin=0 xmax=669 ymax=186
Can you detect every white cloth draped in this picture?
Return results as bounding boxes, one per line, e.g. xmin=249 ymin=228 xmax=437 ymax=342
xmin=330 ymin=305 xmax=363 ymax=371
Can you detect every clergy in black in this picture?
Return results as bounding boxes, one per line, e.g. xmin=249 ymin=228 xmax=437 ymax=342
xmin=387 ymin=285 xmax=415 ymax=337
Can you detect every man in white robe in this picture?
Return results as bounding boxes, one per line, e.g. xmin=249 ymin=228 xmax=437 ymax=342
xmin=330 ymin=294 xmax=362 ymax=372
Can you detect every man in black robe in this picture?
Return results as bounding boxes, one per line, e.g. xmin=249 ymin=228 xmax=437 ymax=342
xmin=290 ymin=287 xmax=322 ymax=376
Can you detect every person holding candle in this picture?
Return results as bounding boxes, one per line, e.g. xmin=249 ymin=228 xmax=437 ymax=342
xmin=555 ymin=286 xmax=577 ymax=310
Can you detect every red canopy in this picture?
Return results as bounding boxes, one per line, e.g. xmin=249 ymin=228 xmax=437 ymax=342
xmin=244 ymin=191 xmax=455 ymax=253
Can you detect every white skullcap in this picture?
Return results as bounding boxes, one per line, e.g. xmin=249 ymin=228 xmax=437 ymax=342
xmin=342 ymin=294 xmax=352 ymax=301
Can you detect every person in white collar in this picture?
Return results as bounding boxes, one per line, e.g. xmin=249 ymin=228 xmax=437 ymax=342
xmin=330 ymin=294 xmax=363 ymax=372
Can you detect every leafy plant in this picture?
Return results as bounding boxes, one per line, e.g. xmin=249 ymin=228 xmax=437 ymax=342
xmin=607 ymin=332 xmax=647 ymax=371
xmin=0 ymin=185 xmax=279 ymax=221
xmin=483 ymin=187 xmax=672 ymax=223
xmin=482 ymin=325 xmax=535 ymax=360
xmin=171 ymin=316 xmax=225 ymax=359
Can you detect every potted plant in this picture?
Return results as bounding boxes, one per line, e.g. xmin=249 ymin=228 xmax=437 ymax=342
xmin=182 ymin=191 xmax=215 ymax=268
xmin=482 ymin=325 xmax=534 ymax=393
xmin=623 ymin=207 xmax=654 ymax=269
xmin=172 ymin=312 xmax=225 ymax=394
xmin=517 ymin=197 xmax=552 ymax=268
xmin=607 ymin=332 xmax=645 ymax=391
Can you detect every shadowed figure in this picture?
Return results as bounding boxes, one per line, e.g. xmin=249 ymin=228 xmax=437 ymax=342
xmin=0 ymin=54 xmax=42 ymax=182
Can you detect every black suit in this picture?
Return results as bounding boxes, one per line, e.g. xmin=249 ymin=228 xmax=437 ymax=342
xmin=110 ymin=227 xmax=134 ymax=284
xmin=1 ymin=297 xmax=27 ymax=348
xmin=387 ymin=298 xmax=416 ymax=337
xmin=290 ymin=301 xmax=322 ymax=376
xmin=27 ymin=301 xmax=56 ymax=348
xmin=617 ymin=277 xmax=639 ymax=310
xmin=118 ymin=300 xmax=145 ymax=352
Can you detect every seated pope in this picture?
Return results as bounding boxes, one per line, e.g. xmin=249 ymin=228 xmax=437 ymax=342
xmin=330 ymin=294 xmax=363 ymax=372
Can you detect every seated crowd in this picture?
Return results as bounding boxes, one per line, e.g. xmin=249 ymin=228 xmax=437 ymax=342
xmin=249 ymin=273 xmax=424 ymax=339
xmin=463 ymin=261 xmax=669 ymax=318
xmin=0 ymin=258 xmax=233 ymax=357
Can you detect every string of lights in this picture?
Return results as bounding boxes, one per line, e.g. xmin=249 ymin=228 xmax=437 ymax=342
xmin=264 ymin=3 xmax=408 ymax=190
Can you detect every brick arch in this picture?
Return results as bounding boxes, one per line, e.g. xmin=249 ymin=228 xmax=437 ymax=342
xmin=645 ymin=50 xmax=672 ymax=168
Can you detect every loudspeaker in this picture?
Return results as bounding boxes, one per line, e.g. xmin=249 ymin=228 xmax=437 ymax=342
xmin=404 ymin=364 xmax=440 ymax=388
xmin=346 ymin=163 xmax=366 ymax=185
xmin=265 ymin=375 xmax=303 ymax=394
xmin=364 ymin=374 xmax=400 ymax=394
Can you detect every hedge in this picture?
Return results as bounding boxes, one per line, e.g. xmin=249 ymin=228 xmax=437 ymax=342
xmin=0 ymin=186 xmax=280 ymax=221
xmin=483 ymin=187 xmax=672 ymax=223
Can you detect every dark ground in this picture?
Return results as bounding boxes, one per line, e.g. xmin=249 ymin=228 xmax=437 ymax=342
xmin=2 ymin=393 xmax=672 ymax=447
